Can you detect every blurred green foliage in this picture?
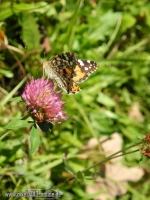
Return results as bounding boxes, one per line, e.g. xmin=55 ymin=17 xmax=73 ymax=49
xmin=0 ymin=0 xmax=150 ymax=199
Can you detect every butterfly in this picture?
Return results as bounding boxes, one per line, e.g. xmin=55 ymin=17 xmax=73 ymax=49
xmin=42 ymin=52 xmax=97 ymax=94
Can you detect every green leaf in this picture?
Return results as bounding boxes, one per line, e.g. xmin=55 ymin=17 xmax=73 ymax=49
xmin=0 ymin=2 xmax=14 ymax=21
xmin=97 ymin=92 xmax=116 ymax=107
xmin=63 ymin=154 xmax=76 ymax=175
xmin=37 ymin=122 xmax=53 ymax=133
xmin=5 ymin=119 xmax=33 ymax=130
xmin=89 ymin=11 xmax=120 ymax=41
xmin=120 ymin=13 xmax=136 ymax=34
xmin=9 ymin=97 xmax=23 ymax=102
xmin=19 ymin=13 xmax=41 ymax=50
xmin=30 ymin=125 xmax=40 ymax=155
xmin=0 ymin=2 xmax=53 ymax=21
xmin=76 ymin=171 xmax=84 ymax=184
xmin=0 ymin=69 xmax=13 ymax=78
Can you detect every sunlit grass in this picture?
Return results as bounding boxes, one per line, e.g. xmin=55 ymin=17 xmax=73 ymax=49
xmin=0 ymin=0 xmax=150 ymax=199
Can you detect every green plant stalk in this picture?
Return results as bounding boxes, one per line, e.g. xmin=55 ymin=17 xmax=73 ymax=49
xmin=66 ymin=0 xmax=82 ymax=50
xmin=0 ymin=130 xmax=11 ymax=141
xmin=81 ymin=142 xmax=141 ymax=173
xmin=57 ymin=147 xmax=140 ymax=186
xmin=70 ymin=95 xmax=102 ymax=149
xmin=0 ymin=76 xmax=28 ymax=107
xmin=105 ymin=14 xmax=122 ymax=54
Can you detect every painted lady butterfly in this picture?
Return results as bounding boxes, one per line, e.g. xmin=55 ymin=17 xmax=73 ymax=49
xmin=42 ymin=52 xmax=97 ymax=94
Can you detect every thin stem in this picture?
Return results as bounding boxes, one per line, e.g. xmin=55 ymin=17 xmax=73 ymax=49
xmin=81 ymin=143 xmax=140 ymax=173
xmin=0 ymin=130 xmax=11 ymax=141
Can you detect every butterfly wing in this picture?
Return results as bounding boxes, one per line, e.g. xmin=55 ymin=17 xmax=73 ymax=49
xmin=53 ymin=67 xmax=80 ymax=94
xmin=43 ymin=52 xmax=80 ymax=94
xmin=52 ymin=53 xmax=79 ymax=93
xmin=73 ymin=59 xmax=97 ymax=83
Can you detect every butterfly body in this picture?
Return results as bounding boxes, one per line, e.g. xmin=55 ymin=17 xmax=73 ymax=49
xmin=42 ymin=52 xmax=97 ymax=94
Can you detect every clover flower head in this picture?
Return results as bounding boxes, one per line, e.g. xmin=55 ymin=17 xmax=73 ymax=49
xmin=22 ymin=77 xmax=68 ymax=124
xmin=141 ymin=133 xmax=150 ymax=158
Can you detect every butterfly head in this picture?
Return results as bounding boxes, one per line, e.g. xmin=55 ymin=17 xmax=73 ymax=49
xmin=42 ymin=60 xmax=54 ymax=79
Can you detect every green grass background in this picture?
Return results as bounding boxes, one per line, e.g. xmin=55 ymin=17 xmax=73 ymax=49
xmin=0 ymin=0 xmax=150 ymax=199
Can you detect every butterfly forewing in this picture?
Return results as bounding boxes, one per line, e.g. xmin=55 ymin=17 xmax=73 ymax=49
xmin=53 ymin=52 xmax=78 ymax=68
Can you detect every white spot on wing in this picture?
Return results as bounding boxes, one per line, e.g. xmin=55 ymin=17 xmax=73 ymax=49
xmin=78 ymin=59 xmax=84 ymax=66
